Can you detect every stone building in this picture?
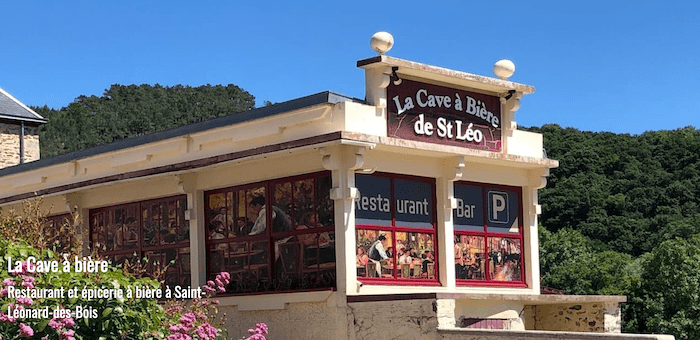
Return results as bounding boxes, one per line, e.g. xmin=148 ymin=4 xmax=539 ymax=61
xmin=0 ymin=87 xmax=45 ymax=168
xmin=0 ymin=34 xmax=673 ymax=339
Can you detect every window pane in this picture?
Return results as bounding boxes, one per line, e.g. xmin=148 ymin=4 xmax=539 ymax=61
xmin=396 ymin=232 xmax=435 ymax=279
xmin=454 ymin=185 xmax=485 ymax=232
xmin=143 ymin=203 xmax=161 ymax=245
xmin=486 ymin=189 xmax=520 ymax=234
xmin=356 ymin=229 xmax=392 ymax=278
xmin=301 ymin=232 xmax=336 ymax=289
xmin=246 ymin=187 xmax=267 ymax=235
xmin=316 ymin=175 xmax=334 ymax=227
xmin=355 ymin=175 xmax=391 ymax=226
xmin=90 ymin=213 xmax=107 ymax=253
xmin=455 ymin=235 xmax=485 ymax=280
xmin=272 ymin=182 xmax=293 ymax=233
xmin=488 ymin=237 xmax=521 ymax=281
xmin=394 ymin=179 xmax=433 ymax=229
xmin=293 ymin=179 xmax=315 ymax=229
xmin=112 ymin=205 xmax=139 ymax=250
xmin=275 ymin=236 xmax=302 ymax=290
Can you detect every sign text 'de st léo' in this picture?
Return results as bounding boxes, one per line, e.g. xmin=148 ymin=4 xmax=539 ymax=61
xmin=387 ymin=79 xmax=502 ymax=152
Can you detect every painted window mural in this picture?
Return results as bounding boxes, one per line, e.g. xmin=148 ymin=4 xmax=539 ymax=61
xmin=45 ymin=213 xmax=72 ymax=253
xmin=453 ymin=182 xmax=524 ymax=286
xmin=89 ymin=195 xmax=190 ymax=288
xmin=205 ymin=171 xmax=335 ymax=294
xmin=355 ymin=173 xmax=438 ymax=283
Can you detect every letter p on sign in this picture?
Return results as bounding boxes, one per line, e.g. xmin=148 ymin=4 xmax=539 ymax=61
xmin=488 ymin=191 xmax=509 ymax=223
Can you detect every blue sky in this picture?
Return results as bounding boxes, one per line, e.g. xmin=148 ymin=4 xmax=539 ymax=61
xmin=1 ymin=1 xmax=698 ymax=134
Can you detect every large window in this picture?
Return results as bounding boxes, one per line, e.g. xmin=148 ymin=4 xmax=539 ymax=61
xmin=89 ymin=195 xmax=190 ymax=288
xmin=355 ymin=173 xmax=438 ymax=284
xmin=205 ymin=172 xmax=335 ymax=294
xmin=453 ymin=182 xmax=525 ymax=286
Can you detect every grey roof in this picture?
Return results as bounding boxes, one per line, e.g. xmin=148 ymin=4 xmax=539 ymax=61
xmin=0 ymin=87 xmax=47 ymax=124
xmin=0 ymin=91 xmax=363 ymax=177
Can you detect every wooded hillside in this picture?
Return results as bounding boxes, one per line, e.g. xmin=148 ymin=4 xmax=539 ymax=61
xmin=32 ymin=84 xmax=255 ymax=157
xmin=530 ymin=124 xmax=700 ymax=339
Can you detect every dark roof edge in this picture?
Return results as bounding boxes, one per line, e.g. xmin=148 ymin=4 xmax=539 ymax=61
xmin=0 ymin=91 xmax=364 ymax=177
xmin=0 ymin=114 xmax=48 ymax=124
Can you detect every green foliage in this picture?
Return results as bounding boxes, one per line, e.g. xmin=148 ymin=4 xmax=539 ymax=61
xmin=34 ymin=84 xmax=256 ymax=157
xmin=531 ymin=124 xmax=700 ymax=339
xmin=0 ymin=238 xmax=166 ymax=339
xmin=625 ymin=235 xmax=700 ymax=340
xmin=528 ymin=124 xmax=700 ymax=256
xmin=539 ymin=227 xmax=633 ymax=295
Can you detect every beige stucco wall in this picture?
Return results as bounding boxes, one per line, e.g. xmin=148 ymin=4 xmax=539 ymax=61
xmin=216 ymin=297 xmax=637 ymax=340
xmin=348 ymin=298 xmax=440 ymax=340
xmin=0 ymin=122 xmax=40 ymax=169
xmin=219 ymin=301 xmax=348 ymax=340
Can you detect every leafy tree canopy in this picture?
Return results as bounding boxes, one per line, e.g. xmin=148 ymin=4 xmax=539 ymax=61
xmin=33 ymin=83 xmax=255 ymax=157
xmin=528 ymin=124 xmax=700 ymax=256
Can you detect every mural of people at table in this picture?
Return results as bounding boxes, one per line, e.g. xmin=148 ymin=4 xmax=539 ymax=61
xmin=248 ymin=195 xmax=292 ymax=235
xmin=368 ymin=234 xmax=389 ymax=276
xmin=115 ymin=216 xmax=139 ymax=249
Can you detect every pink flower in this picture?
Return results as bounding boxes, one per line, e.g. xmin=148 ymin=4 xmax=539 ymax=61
xmin=2 ymin=279 xmax=14 ymax=286
xmin=64 ymin=317 xmax=75 ymax=327
xmin=257 ymin=323 xmax=269 ymax=334
xmin=166 ymin=333 xmax=192 ymax=340
xmin=0 ymin=312 xmax=16 ymax=323
xmin=178 ymin=312 xmax=196 ymax=330
xmin=202 ymin=285 xmax=215 ymax=293
xmin=195 ymin=323 xmax=219 ymax=340
xmin=19 ymin=323 xmax=34 ymax=337
xmin=16 ymin=297 xmax=33 ymax=306
xmin=49 ymin=318 xmax=64 ymax=330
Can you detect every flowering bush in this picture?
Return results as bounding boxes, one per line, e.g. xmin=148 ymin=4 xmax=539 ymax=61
xmin=0 ymin=239 xmax=166 ymax=339
xmin=161 ymin=273 xmax=231 ymax=340
xmin=0 ymin=202 xmax=268 ymax=339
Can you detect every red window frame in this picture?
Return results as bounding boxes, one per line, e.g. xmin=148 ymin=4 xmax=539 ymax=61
xmin=88 ymin=195 xmax=190 ymax=287
xmin=355 ymin=172 xmax=440 ymax=286
xmin=204 ymin=171 xmax=336 ymax=295
xmin=453 ymin=182 xmax=526 ymax=287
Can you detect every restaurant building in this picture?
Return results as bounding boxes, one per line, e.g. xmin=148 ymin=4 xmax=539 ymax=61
xmin=0 ymin=33 xmax=673 ymax=339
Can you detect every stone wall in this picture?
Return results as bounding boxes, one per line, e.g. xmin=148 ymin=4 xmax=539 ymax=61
xmin=0 ymin=122 xmax=40 ymax=169
xmin=523 ymin=302 xmax=621 ymax=333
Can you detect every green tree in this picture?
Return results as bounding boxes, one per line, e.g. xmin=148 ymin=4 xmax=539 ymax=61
xmin=34 ymin=83 xmax=256 ymax=157
xmin=625 ymin=235 xmax=700 ymax=340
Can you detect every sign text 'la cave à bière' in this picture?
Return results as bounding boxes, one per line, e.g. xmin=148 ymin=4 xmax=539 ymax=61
xmin=388 ymin=79 xmax=502 ymax=152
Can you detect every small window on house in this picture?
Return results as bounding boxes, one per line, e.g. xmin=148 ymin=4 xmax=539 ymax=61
xmin=454 ymin=182 xmax=525 ymax=286
xmin=355 ymin=173 xmax=438 ymax=284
